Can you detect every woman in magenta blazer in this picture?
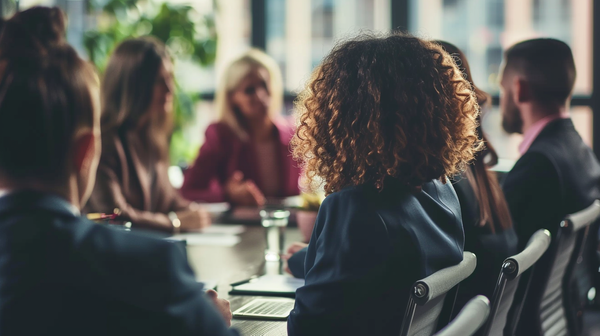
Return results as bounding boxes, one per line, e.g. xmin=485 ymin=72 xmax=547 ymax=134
xmin=181 ymin=49 xmax=300 ymax=205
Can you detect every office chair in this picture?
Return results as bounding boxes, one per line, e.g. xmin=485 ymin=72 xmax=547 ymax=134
xmin=513 ymin=200 xmax=600 ymax=336
xmin=434 ymin=295 xmax=490 ymax=336
xmin=480 ymin=229 xmax=551 ymax=336
xmin=399 ymin=252 xmax=477 ymax=336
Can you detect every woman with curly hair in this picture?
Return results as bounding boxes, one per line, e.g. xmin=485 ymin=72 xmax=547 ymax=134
xmin=287 ymin=32 xmax=482 ymax=336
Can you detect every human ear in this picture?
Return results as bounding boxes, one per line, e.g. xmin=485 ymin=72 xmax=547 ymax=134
xmin=73 ymin=130 xmax=95 ymax=174
xmin=514 ymin=78 xmax=532 ymax=103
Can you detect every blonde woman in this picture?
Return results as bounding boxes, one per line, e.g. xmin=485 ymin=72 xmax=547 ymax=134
xmin=181 ymin=49 xmax=301 ymax=205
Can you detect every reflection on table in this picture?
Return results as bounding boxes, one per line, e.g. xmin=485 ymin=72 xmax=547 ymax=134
xmin=185 ymin=225 xmax=302 ymax=336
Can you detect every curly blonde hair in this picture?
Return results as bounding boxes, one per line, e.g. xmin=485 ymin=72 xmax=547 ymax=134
xmin=292 ymin=32 xmax=483 ymax=194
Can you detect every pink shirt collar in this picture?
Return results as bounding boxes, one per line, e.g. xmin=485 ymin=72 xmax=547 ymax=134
xmin=518 ymin=111 xmax=570 ymax=155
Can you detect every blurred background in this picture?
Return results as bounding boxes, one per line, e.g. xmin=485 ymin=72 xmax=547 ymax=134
xmin=0 ymin=0 xmax=595 ymax=169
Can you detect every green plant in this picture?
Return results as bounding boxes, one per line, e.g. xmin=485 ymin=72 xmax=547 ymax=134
xmin=1 ymin=0 xmax=17 ymax=17
xmin=84 ymin=0 xmax=217 ymax=165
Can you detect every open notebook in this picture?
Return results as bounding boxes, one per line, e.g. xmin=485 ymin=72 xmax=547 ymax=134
xmin=232 ymin=319 xmax=288 ymax=336
xmin=232 ymin=298 xmax=295 ymax=320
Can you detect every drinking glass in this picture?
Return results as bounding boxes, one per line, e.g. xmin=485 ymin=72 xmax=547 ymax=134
xmin=260 ymin=209 xmax=290 ymax=262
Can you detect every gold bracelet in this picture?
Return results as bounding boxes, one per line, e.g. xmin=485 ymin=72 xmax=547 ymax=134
xmin=168 ymin=211 xmax=181 ymax=234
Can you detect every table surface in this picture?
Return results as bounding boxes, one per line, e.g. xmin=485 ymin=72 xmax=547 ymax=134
xmin=185 ymin=225 xmax=303 ymax=336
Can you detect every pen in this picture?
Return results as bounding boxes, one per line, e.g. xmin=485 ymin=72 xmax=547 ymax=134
xmin=230 ymin=276 xmax=258 ymax=287
xmin=87 ymin=213 xmax=119 ymax=221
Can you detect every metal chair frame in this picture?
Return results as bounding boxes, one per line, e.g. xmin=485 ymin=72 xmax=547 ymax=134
xmin=400 ymin=252 xmax=477 ymax=336
xmin=480 ymin=229 xmax=552 ymax=336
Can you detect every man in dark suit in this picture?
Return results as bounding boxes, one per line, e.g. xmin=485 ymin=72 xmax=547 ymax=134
xmin=500 ymin=38 xmax=600 ymax=335
xmin=0 ymin=7 xmax=237 ymax=336
xmin=501 ymin=38 xmax=600 ymax=247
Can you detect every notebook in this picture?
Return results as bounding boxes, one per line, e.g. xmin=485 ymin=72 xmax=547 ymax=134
xmin=232 ymin=298 xmax=295 ymax=320
xmin=229 ymin=275 xmax=305 ymax=298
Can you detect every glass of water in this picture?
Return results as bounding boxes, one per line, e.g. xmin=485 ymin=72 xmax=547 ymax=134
xmin=260 ymin=209 xmax=290 ymax=262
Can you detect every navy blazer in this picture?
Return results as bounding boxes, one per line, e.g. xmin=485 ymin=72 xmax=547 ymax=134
xmin=0 ymin=191 xmax=237 ymax=336
xmin=287 ymin=179 xmax=464 ymax=336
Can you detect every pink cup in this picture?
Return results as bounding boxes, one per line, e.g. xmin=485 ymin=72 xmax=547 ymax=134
xmin=296 ymin=210 xmax=318 ymax=243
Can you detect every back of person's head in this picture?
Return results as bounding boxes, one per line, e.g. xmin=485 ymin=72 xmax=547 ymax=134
xmin=503 ymin=38 xmax=576 ymax=106
xmin=0 ymin=7 xmax=99 ymax=190
xmin=437 ymin=40 xmax=513 ymax=233
xmin=216 ymin=48 xmax=283 ymax=140
xmin=435 ymin=41 xmax=489 ymax=107
xmin=102 ymin=37 xmax=170 ymax=133
xmin=293 ymin=32 xmax=482 ymax=194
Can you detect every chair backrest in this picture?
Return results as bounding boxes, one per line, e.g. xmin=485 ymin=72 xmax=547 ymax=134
xmin=514 ymin=200 xmax=600 ymax=336
xmin=480 ymin=229 xmax=551 ymax=336
xmin=538 ymin=200 xmax=600 ymax=335
xmin=400 ymin=252 xmax=477 ymax=336
xmin=433 ymin=295 xmax=490 ymax=336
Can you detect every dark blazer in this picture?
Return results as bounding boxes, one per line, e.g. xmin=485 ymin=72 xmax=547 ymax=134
xmin=287 ymin=179 xmax=464 ymax=336
xmin=180 ymin=121 xmax=301 ymax=202
xmin=287 ymin=247 xmax=307 ymax=279
xmin=503 ymin=118 xmax=600 ymax=249
xmin=85 ymin=130 xmax=191 ymax=231
xmin=0 ymin=190 xmax=237 ymax=336
xmin=451 ymin=170 xmax=517 ymax=312
xmin=503 ymin=118 xmax=600 ymax=335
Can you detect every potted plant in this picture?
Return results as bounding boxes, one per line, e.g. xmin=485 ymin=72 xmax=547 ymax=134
xmin=84 ymin=0 xmax=217 ymax=166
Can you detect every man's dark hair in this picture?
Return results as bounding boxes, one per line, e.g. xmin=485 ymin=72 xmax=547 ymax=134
xmin=0 ymin=6 xmax=97 ymax=183
xmin=504 ymin=38 xmax=576 ymax=105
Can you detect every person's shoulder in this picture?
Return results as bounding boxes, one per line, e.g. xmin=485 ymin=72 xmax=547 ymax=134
xmin=531 ymin=118 xmax=581 ymax=154
xmin=423 ymin=179 xmax=459 ymax=201
xmin=418 ymin=179 xmax=462 ymax=220
xmin=320 ymin=184 xmax=372 ymax=209
xmin=504 ymin=151 xmax=558 ymax=192
xmin=206 ymin=122 xmax=235 ymax=137
xmin=66 ymin=218 xmax=184 ymax=272
xmin=510 ymin=151 xmax=556 ymax=176
xmin=204 ymin=122 xmax=239 ymax=146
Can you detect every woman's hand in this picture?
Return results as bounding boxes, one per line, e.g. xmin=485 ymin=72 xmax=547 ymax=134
xmin=282 ymin=242 xmax=309 ymax=275
xmin=224 ymin=171 xmax=266 ymax=206
xmin=176 ymin=207 xmax=211 ymax=232
xmin=206 ymin=289 xmax=232 ymax=327
xmin=285 ymin=242 xmax=308 ymax=256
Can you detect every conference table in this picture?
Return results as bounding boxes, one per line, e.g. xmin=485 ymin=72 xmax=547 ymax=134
xmin=184 ymin=222 xmax=303 ymax=336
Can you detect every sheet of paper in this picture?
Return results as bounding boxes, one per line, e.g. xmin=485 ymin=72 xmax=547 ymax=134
xmin=198 ymin=202 xmax=231 ymax=214
xmin=170 ymin=233 xmax=241 ymax=247
xmin=197 ymin=279 xmax=219 ymax=291
xmin=200 ymin=224 xmax=245 ymax=235
xmin=234 ymin=275 xmax=305 ymax=294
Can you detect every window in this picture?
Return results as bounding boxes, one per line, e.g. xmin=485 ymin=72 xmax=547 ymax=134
xmin=409 ymin=0 xmax=593 ymax=158
xmin=266 ymin=0 xmax=391 ymax=92
xmin=409 ymin=0 xmax=592 ymax=96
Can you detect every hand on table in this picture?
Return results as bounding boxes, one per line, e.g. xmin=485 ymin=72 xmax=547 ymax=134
xmin=176 ymin=207 xmax=211 ymax=232
xmin=224 ymin=171 xmax=265 ymax=206
xmin=282 ymin=242 xmax=309 ymax=276
xmin=206 ymin=289 xmax=232 ymax=327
